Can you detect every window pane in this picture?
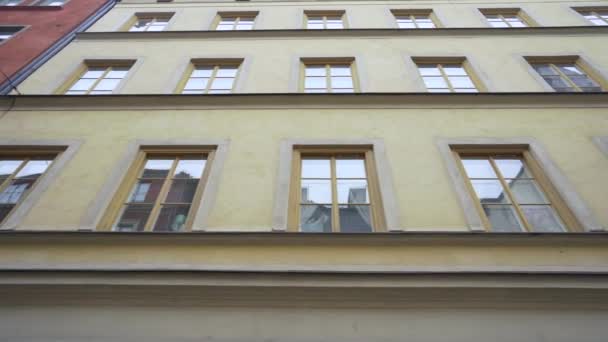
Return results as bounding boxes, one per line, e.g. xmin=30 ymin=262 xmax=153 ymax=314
xmin=216 ymin=67 xmax=238 ymax=78
xmin=236 ymin=24 xmax=253 ymax=30
xmin=335 ymin=159 xmax=366 ymax=178
xmin=533 ymin=64 xmax=557 ymax=76
xmin=337 ymin=179 xmax=368 ymax=204
xmin=69 ymin=78 xmax=96 ymax=91
xmin=147 ymin=25 xmax=166 ymax=32
xmin=448 ymin=76 xmax=475 ymax=88
xmin=305 ymin=66 xmax=326 ymax=76
xmin=174 ymin=159 xmax=206 ymax=179
xmin=301 ymin=159 xmax=330 ymax=178
xmin=331 ymin=76 xmax=353 ymax=89
xmin=521 ymin=205 xmax=565 ymax=232
xmin=192 ymin=67 xmax=213 ymax=78
xmin=542 ymin=75 xmax=571 ymax=90
xmin=460 ymin=158 xmax=496 ymax=178
xmin=442 ymin=65 xmax=467 ymax=76
xmin=305 ymin=77 xmax=326 ymax=89
xmin=488 ymin=21 xmax=509 ymax=28
xmin=423 ymin=77 xmax=447 ymax=89
xmin=165 ymin=179 xmax=199 ymax=203
xmin=307 ymin=23 xmax=324 ymax=29
xmin=153 ymin=204 xmax=190 ymax=232
xmin=128 ymin=179 xmax=164 ymax=203
xmin=115 ymin=204 xmax=152 ymax=232
xmin=301 ymin=179 xmax=331 ymax=203
xmin=417 ymin=21 xmax=435 ymax=28
xmin=106 ymin=69 xmax=129 ymax=79
xmin=82 ymin=69 xmax=105 ymax=79
xmin=494 ymin=158 xmax=531 ymax=178
xmin=330 ymin=65 xmax=351 ymax=76
xmin=326 ymin=21 xmax=343 ymax=29
xmin=483 ymin=205 xmax=524 ymax=232
xmin=508 ymin=179 xmax=549 ymax=204
xmin=93 ymin=78 xmax=120 ymax=91
xmin=0 ymin=179 xmax=34 ymax=204
xmin=0 ymin=160 xmax=22 ymax=178
xmin=210 ymin=78 xmax=234 ymax=90
xmin=0 ymin=204 xmax=14 ymax=223
xmin=15 ymin=160 xmax=52 ymax=178
xmin=141 ymin=159 xmax=173 ymax=178
xmin=569 ymin=75 xmax=598 ymax=88
xmin=339 ymin=205 xmax=372 ymax=232
xmin=471 ymin=179 xmax=510 ymax=204
xmin=418 ymin=66 xmax=441 ymax=76
xmin=556 ymin=64 xmax=583 ymax=76
xmin=217 ymin=24 xmax=233 ymax=31
xmin=300 ymin=204 xmax=332 ymax=232
xmin=184 ymin=78 xmax=209 ymax=91
xmin=397 ymin=21 xmax=416 ymax=29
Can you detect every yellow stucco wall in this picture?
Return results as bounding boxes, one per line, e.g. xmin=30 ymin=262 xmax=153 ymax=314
xmin=16 ymin=34 xmax=608 ymax=94
xmin=0 ymin=106 xmax=606 ymax=230
xmin=87 ymin=0 xmax=595 ymax=32
xmin=4 ymin=0 xmax=608 ymax=231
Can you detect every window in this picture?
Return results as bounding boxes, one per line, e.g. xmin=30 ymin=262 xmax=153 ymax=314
xmin=36 ymin=0 xmax=65 ymax=5
xmin=128 ymin=13 xmax=174 ymax=32
xmin=0 ymin=0 xmax=22 ymax=6
xmin=527 ymin=57 xmax=604 ymax=92
xmin=453 ymin=148 xmax=581 ymax=232
xmin=215 ymin=12 xmax=257 ymax=30
xmin=63 ymin=61 xmax=133 ymax=95
xmin=479 ymin=8 xmax=533 ymax=27
xmin=0 ymin=155 xmax=56 ymax=226
xmin=574 ymin=7 xmax=608 ymax=26
xmin=106 ymin=149 xmax=213 ymax=232
xmin=305 ymin=11 xmax=346 ymax=29
xmin=391 ymin=9 xmax=438 ymax=29
xmin=179 ymin=59 xmax=242 ymax=94
xmin=288 ymin=148 xmax=385 ymax=232
xmin=302 ymin=59 xmax=357 ymax=93
xmin=414 ymin=58 xmax=480 ymax=93
xmin=0 ymin=27 xmax=23 ymax=43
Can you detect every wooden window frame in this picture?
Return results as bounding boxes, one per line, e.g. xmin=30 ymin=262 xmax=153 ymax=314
xmin=525 ymin=55 xmax=607 ymax=92
xmin=304 ymin=10 xmax=347 ymax=29
xmin=479 ymin=8 xmax=536 ymax=27
xmin=56 ymin=60 xmax=135 ymax=95
xmin=213 ymin=11 xmax=258 ymax=30
xmin=175 ymin=58 xmax=243 ymax=94
xmin=412 ymin=57 xmax=486 ymax=92
xmin=572 ymin=7 xmax=608 ymax=25
xmin=451 ymin=145 xmax=582 ymax=232
xmin=0 ymin=149 xmax=62 ymax=227
xmin=300 ymin=57 xmax=359 ymax=93
xmin=98 ymin=147 xmax=216 ymax=232
xmin=287 ymin=146 xmax=386 ymax=232
xmin=121 ymin=12 xmax=175 ymax=32
xmin=390 ymin=9 xmax=441 ymax=28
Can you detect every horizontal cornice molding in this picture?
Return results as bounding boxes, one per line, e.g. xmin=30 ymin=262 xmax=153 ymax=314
xmin=1 ymin=230 xmax=608 ymax=247
xmin=3 ymin=93 xmax=608 ymax=110
xmin=75 ymin=26 xmax=608 ymax=40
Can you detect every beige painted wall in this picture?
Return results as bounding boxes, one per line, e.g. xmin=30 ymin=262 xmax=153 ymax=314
xmin=0 ymin=106 xmax=606 ymax=231
xmin=16 ymin=34 xmax=608 ymax=94
xmin=1 ymin=305 xmax=608 ymax=342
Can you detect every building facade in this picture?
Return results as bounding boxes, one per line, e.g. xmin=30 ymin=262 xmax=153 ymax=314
xmin=0 ymin=0 xmax=115 ymax=94
xmin=1 ymin=0 xmax=608 ymax=341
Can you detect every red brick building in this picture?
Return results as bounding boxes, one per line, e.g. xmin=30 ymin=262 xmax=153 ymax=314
xmin=0 ymin=0 xmax=114 ymax=94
